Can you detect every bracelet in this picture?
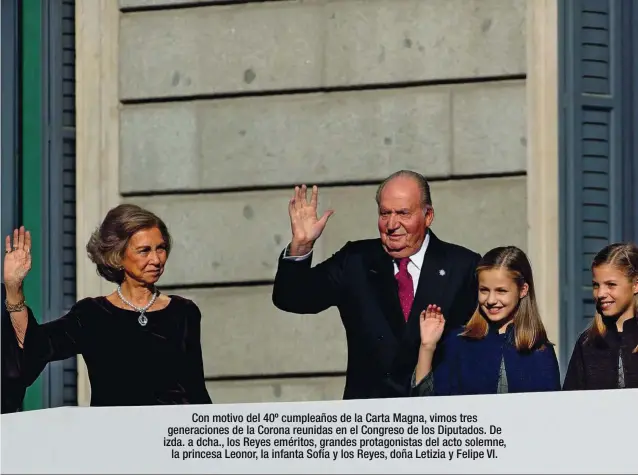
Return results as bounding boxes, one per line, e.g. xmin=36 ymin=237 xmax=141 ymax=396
xmin=5 ymin=298 xmax=26 ymax=313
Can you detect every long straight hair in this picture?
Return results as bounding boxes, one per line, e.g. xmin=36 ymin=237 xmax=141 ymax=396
xmin=586 ymin=242 xmax=638 ymax=353
xmin=461 ymin=246 xmax=550 ymax=352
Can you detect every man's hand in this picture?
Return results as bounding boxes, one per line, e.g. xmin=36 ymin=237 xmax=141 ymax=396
xmin=288 ymin=185 xmax=334 ymax=256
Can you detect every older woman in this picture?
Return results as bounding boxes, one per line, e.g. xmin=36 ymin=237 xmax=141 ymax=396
xmin=4 ymin=204 xmax=212 ymax=406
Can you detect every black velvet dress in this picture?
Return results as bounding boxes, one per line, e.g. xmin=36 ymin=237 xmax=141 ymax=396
xmin=2 ymin=283 xmax=27 ymax=413
xmin=20 ymin=295 xmax=212 ymax=406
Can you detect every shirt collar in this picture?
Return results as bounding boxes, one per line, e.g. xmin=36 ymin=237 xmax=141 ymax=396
xmin=407 ymin=232 xmax=430 ymax=270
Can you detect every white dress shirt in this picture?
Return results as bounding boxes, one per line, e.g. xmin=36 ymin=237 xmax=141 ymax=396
xmin=392 ymin=232 xmax=429 ymax=294
xmin=282 ymin=232 xmax=431 ymax=295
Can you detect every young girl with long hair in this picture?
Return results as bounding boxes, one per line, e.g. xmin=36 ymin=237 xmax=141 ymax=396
xmin=563 ymin=242 xmax=638 ymax=390
xmin=411 ymin=246 xmax=560 ymax=396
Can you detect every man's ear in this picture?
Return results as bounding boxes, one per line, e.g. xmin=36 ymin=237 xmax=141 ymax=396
xmin=424 ymin=207 xmax=434 ymax=227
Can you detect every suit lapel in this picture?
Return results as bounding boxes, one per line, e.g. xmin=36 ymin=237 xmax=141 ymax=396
xmin=404 ymin=232 xmax=451 ymax=345
xmin=366 ymin=245 xmax=405 ymax=339
xmin=365 ymin=233 xmax=453 ymax=343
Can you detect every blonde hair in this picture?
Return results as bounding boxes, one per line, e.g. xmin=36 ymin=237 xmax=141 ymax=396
xmin=586 ymin=242 xmax=638 ymax=353
xmin=461 ymin=246 xmax=550 ymax=352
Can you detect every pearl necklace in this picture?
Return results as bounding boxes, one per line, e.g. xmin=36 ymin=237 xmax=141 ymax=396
xmin=117 ymin=285 xmax=158 ymax=327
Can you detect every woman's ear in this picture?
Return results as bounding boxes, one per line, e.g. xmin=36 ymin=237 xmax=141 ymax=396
xmin=519 ymin=282 xmax=529 ymax=299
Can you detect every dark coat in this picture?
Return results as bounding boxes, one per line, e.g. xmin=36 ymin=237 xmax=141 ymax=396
xmin=272 ymin=231 xmax=481 ymax=399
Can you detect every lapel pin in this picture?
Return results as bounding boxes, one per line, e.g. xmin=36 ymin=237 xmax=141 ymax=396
xmin=439 ymin=269 xmax=446 ymax=276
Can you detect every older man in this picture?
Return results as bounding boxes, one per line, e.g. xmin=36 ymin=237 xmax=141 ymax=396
xmin=272 ymin=170 xmax=481 ymax=399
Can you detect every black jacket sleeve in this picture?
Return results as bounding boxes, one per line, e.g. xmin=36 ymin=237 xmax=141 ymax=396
xmin=272 ymin=242 xmax=352 ymax=314
xmin=562 ymin=337 xmax=586 ymax=390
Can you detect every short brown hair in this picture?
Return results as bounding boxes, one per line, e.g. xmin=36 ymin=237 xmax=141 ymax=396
xmin=86 ymin=204 xmax=172 ymax=283
xmin=375 ymin=170 xmax=433 ymax=209
xmin=461 ymin=246 xmax=551 ymax=352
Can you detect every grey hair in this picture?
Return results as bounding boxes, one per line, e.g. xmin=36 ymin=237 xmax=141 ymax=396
xmin=375 ymin=170 xmax=433 ymax=209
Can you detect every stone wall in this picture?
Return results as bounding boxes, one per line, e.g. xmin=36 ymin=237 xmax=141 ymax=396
xmin=117 ymin=0 xmax=527 ymax=402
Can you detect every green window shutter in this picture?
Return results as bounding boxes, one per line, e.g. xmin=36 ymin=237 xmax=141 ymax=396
xmin=559 ymin=0 xmax=634 ymax=370
xmin=21 ymin=0 xmax=78 ymax=410
xmin=21 ymin=0 xmax=45 ymax=412
xmin=42 ymin=0 xmax=78 ymax=407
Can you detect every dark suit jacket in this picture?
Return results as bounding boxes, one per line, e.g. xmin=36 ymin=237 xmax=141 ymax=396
xmin=1 ymin=283 xmax=27 ymax=413
xmin=272 ymin=231 xmax=481 ymax=400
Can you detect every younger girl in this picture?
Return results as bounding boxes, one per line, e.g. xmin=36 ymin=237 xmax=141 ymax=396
xmin=411 ymin=246 xmax=560 ymax=396
xmin=562 ymin=242 xmax=638 ymax=390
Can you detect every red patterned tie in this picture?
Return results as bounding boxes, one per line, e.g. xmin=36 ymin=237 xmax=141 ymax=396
xmin=395 ymin=258 xmax=414 ymax=322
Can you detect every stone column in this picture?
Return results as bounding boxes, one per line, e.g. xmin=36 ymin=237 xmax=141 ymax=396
xmin=75 ymin=0 xmax=121 ymax=406
xmin=526 ymin=0 xmax=560 ymax=350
